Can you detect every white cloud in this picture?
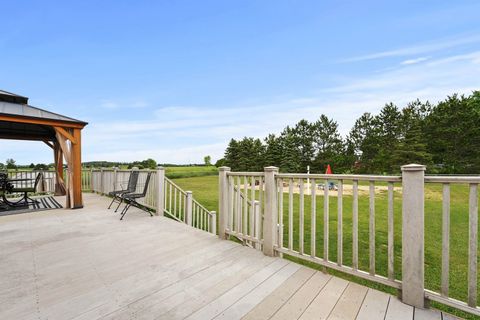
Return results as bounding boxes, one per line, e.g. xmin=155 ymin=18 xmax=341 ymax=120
xmin=341 ymin=34 xmax=480 ymax=62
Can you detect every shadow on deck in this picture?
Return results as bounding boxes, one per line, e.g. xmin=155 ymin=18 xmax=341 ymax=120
xmin=0 ymin=193 xmax=455 ymax=320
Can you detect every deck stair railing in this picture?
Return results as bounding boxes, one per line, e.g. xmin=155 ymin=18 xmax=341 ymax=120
xmin=88 ymin=167 xmax=216 ymax=234
xmin=224 ymin=173 xmax=263 ymax=249
xmin=218 ymin=165 xmax=480 ymax=317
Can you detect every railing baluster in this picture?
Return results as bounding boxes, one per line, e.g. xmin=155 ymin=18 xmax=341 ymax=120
xmin=278 ymin=178 xmax=284 ymax=250
xmin=174 ymin=187 xmax=177 ymax=218
xmin=388 ymin=182 xmax=394 ymax=281
xmin=228 ymin=176 xmax=234 ymax=231
xmin=236 ymin=176 xmax=241 ymax=233
xmin=288 ymin=178 xmax=294 ymax=251
xmin=180 ymin=192 xmax=184 ymax=221
xmin=337 ymin=180 xmax=343 ymax=266
xmin=243 ymin=176 xmax=248 ymax=237
xmin=299 ymin=179 xmax=304 ymax=255
xmin=324 ymin=179 xmax=329 ymax=261
xmin=369 ymin=181 xmax=375 ymax=275
xmin=250 ymin=176 xmax=255 ymax=240
xmin=311 ymin=178 xmax=316 ymax=258
xmin=441 ymin=183 xmax=450 ymax=296
xmin=169 ymin=183 xmax=172 ymax=213
xmin=468 ymin=183 xmax=478 ymax=307
xmin=353 ymin=180 xmax=358 ymax=271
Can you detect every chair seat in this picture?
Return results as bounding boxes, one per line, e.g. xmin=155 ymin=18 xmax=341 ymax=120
xmin=108 ymin=190 xmax=130 ymax=196
xmin=12 ymin=188 xmax=35 ymax=193
xmin=123 ymin=193 xmax=143 ymax=199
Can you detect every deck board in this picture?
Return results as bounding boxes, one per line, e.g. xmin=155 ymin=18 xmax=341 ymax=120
xmin=242 ymin=267 xmax=315 ymax=320
xmin=298 ymin=276 xmax=349 ymax=320
xmin=269 ymin=271 xmax=331 ymax=320
xmin=356 ymin=288 xmax=391 ymax=320
xmin=0 ymin=193 xmax=451 ymax=320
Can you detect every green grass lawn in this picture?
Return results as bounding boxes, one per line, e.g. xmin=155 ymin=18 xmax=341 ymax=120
xmin=172 ymin=174 xmax=479 ymax=319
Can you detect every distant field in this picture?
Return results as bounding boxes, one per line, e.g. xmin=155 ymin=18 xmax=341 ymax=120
xmin=172 ymin=174 xmax=479 ymax=319
xmin=165 ymin=166 xmax=218 ymax=179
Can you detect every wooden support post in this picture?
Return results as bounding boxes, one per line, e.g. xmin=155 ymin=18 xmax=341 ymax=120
xmin=185 ymin=191 xmax=193 ymax=226
xmin=263 ymin=166 xmax=279 ymax=257
xmin=401 ymin=164 xmax=425 ymax=308
xmin=218 ymin=166 xmax=231 ymax=239
xmin=71 ymin=128 xmax=83 ymax=208
xmin=53 ymin=141 xmax=65 ymax=196
xmin=156 ymin=166 xmax=165 ymax=216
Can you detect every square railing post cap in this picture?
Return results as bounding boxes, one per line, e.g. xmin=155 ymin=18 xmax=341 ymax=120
xmin=264 ymin=166 xmax=279 ymax=172
xmin=401 ymin=164 xmax=426 ymax=171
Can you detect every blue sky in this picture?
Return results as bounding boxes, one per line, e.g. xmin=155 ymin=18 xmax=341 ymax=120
xmin=1 ymin=1 xmax=480 ymax=164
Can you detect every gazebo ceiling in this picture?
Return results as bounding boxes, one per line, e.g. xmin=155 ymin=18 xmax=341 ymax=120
xmin=0 ymin=120 xmax=56 ymax=141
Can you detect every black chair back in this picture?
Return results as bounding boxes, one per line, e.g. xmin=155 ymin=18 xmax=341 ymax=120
xmin=127 ymin=170 xmax=140 ymax=192
xmin=34 ymin=172 xmax=43 ymax=190
xmin=140 ymin=172 xmax=152 ymax=197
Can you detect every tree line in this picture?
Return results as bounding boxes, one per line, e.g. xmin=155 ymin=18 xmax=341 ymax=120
xmin=220 ymin=92 xmax=480 ymax=174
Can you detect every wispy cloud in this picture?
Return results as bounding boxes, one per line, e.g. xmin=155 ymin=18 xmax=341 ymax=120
xmin=341 ymin=34 xmax=480 ymax=62
xmin=100 ymin=99 xmax=149 ymax=110
xmin=401 ymin=56 xmax=430 ymax=65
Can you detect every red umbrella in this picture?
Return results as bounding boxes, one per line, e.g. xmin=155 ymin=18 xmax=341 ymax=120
xmin=325 ymin=164 xmax=332 ymax=174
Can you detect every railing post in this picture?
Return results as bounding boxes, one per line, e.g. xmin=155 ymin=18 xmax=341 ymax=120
xmin=90 ymin=168 xmax=94 ymax=192
xmin=254 ymin=200 xmax=261 ymax=250
xmin=210 ymin=211 xmax=217 ymax=234
xmin=185 ymin=191 xmax=193 ymax=226
xmin=401 ymin=164 xmax=426 ymax=308
xmin=218 ymin=166 xmax=231 ymax=239
xmin=263 ymin=166 xmax=279 ymax=257
xmin=156 ymin=166 xmax=165 ymax=216
xmin=113 ymin=167 xmax=118 ymax=191
xmin=100 ymin=167 xmax=104 ymax=195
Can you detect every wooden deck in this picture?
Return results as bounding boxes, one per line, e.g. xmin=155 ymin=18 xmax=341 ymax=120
xmin=0 ymin=193 xmax=456 ymax=320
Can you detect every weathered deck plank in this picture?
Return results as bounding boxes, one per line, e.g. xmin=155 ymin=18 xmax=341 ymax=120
xmin=299 ymin=276 xmax=349 ymax=320
xmin=269 ymin=271 xmax=331 ymax=320
xmin=327 ymin=282 xmax=368 ymax=320
xmin=356 ymin=288 xmax=391 ymax=320
xmin=242 ymin=267 xmax=315 ymax=320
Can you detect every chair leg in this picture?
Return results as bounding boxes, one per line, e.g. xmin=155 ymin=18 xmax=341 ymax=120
xmin=120 ymin=203 xmax=131 ymax=220
xmin=108 ymin=196 xmax=117 ymax=209
xmin=114 ymin=198 xmax=123 ymax=212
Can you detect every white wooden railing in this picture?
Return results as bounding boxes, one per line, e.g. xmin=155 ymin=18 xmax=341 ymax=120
xmin=422 ymin=175 xmax=480 ymax=315
xmin=6 ymin=170 xmax=57 ymax=196
xmin=89 ymin=167 xmax=216 ymax=234
xmin=218 ymin=165 xmax=480 ymax=316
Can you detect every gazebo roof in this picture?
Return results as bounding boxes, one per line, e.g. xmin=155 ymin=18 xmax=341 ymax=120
xmin=0 ymin=90 xmax=87 ymax=126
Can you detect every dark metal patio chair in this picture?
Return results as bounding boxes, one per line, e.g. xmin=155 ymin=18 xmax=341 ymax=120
xmin=108 ymin=170 xmax=140 ymax=212
xmin=119 ymin=172 xmax=153 ymax=220
xmin=10 ymin=173 xmax=43 ymax=205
